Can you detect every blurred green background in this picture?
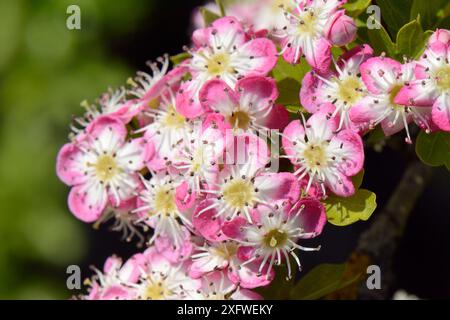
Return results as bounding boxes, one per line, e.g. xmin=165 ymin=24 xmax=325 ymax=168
xmin=0 ymin=0 xmax=156 ymax=299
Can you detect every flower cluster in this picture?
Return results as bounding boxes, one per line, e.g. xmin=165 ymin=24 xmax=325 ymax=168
xmin=57 ymin=0 xmax=450 ymax=300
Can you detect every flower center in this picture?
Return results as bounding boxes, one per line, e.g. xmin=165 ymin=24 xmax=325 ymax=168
xmin=389 ymin=84 xmax=404 ymax=106
xmin=227 ymin=110 xmax=251 ymax=130
xmin=222 ymin=178 xmax=255 ymax=210
xmin=296 ymin=10 xmax=319 ymax=36
xmin=336 ymin=76 xmax=364 ymax=106
xmin=162 ymin=106 xmax=185 ymax=129
xmin=93 ymin=155 xmax=119 ymax=182
xmin=302 ymin=142 xmax=328 ymax=170
xmin=153 ymin=186 xmax=177 ymax=217
xmin=435 ymin=65 xmax=450 ymax=92
xmin=206 ymin=52 xmax=232 ymax=76
xmin=211 ymin=242 xmax=238 ymax=260
xmin=264 ymin=229 xmax=288 ymax=248
xmin=142 ymin=280 xmax=171 ymax=300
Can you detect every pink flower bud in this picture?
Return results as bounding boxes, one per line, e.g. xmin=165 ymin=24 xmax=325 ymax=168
xmin=324 ymin=10 xmax=357 ymax=46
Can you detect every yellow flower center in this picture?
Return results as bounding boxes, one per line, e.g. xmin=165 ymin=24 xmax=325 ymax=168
xmin=141 ymin=280 xmax=171 ymax=300
xmin=222 ymin=178 xmax=255 ymax=210
xmin=389 ymin=84 xmax=404 ymax=106
xmin=153 ymin=186 xmax=177 ymax=217
xmin=206 ymin=53 xmax=233 ymax=76
xmin=297 ymin=10 xmax=318 ymax=36
xmin=211 ymin=242 xmax=238 ymax=260
xmin=336 ymin=76 xmax=364 ymax=106
xmin=264 ymin=229 xmax=288 ymax=248
xmin=162 ymin=106 xmax=185 ymax=129
xmin=93 ymin=155 xmax=119 ymax=182
xmin=303 ymin=142 xmax=328 ymax=170
xmin=227 ymin=110 xmax=251 ymax=130
xmin=435 ymin=65 xmax=450 ymax=92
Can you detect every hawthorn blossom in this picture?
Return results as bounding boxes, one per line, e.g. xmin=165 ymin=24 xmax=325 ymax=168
xmin=231 ymin=199 xmax=325 ymax=279
xmin=134 ymin=172 xmax=193 ymax=248
xmin=139 ymin=88 xmax=193 ymax=171
xmin=395 ymin=29 xmax=450 ymax=131
xmin=177 ymin=16 xmax=278 ymax=118
xmin=274 ymin=0 xmax=356 ymax=72
xmin=193 ymin=133 xmax=299 ymax=231
xmin=56 ymin=116 xmax=152 ymax=222
xmin=171 ymin=123 xmax=225 ymax=192
xmin=351 ymin=56 xmax=434 ymax=143
xmin=300 ymin=45 xmax=374 ymax=132
xmin=282 ymin=111 xmax=364 ymax=197
xmin=189 ymin=239 xmax=273 ymax=288
xmin=199 ymin=76 xmax=289 ymax=133
xmin=85 ymin=254 xmax=146 ymax=300
xmin=196 ymin=271 xmax=262 ymax=300
xmin=129 ymin=247 xmax=202 ymax=300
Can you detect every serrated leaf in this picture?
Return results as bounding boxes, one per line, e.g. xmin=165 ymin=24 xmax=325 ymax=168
xmin=376 ymin=0 xmax=412 ymax=37
xmin=200 ymin=7 xmax=221 ymax=26
xmin=395 ymin=18 xmax=427 ymax=59
xmin=416 ymin=131 xmax=450 ymax=171
xmin=324 ymin=189 xmax=377 ymax=226
xmin=343 ymin=0 xmax=372 ymax=18
xmin=366 ymin=21 xmax=396 ymax=57
xmin=290 ymin=263 xmax=362 ymax=300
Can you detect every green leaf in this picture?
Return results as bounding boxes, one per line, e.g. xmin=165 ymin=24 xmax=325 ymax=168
xmin=343 ymin=0 xmax=372 ymax=18
xmin=376 ymin=0 xmax=412 ymax=37
xmin=272 ymin=58 xmax=310 ymax=106
xmin=395 ymin=18 xmax=427 ymax=59
xmin=416 ymin=131 xmax=450 ymax=170
xmin=352 ymin=169 xmax=365 ymax=190
xmin=290 ymin=263 xmax=361 ymax=300
xmin=410 ymin=0 xmax=447 ymax=30
xmin=200 ymin=7 xmax=221 ymax=26
xmin=170 ymin=52 xmax=191 ymax=65
xmin=324 ymin=189 xmax=377 ymax=226
xmin=215 ymin=0 xmax=226 ymax=17
xmin=366 ymin=21 xmax=396 ymax=57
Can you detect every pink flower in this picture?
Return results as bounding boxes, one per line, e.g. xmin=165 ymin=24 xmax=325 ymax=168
xmin=300 ymin=44 xmax=374 ymax=132
xmin=274 ymin=0 xmax=354 ymax=72
xmin=193 ymin=133 xmax=299 ymax=235
xmin=134 ymin=172 xmax=194 ymax=248
xmin=139 ymin=89 xmax=192 ymax=171
xmin=351 ymin=56 xmax=434 ymax=142
xmin=229 ymin=199 xmax=326 ymax=280
xmin=86 ymin=254 xmax=146 ymax=300
xmin=282 ymin=111 xmax=364 ymax=197
xmin=199 ymin=76 xmax=289 ymax=132
xmin=196 ymin=271 xmax=263 ymax=300
xmin=394 ymin=30 xmax=450 ymax=132
xmin=130 ymin=247 xmax=202 ymax=300
xmin=56 ymin=116 xmax=153 ymax=222
xmin=177 ymin=16 xmax=278 ymax=118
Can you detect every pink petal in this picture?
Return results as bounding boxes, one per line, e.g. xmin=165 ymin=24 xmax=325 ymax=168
xmin=295 ymin=198 xmax=327 ymax=238
xmin=239 ymin=38 xmax=278 ymax=76
xmin=258 ymin=104 xmax=290 ymax=131
xmin=199 ymin=79 xmax=238 ymax=115
xmin=330 ymin=129 xmax=364 ymax=176
xmin=282 ymin=120 xmax=305 ymax=157
xmin=432 ymin=94 xmax=450 ymax=131
xmin=303 ymin=38 xmax=332 ymax=74
xmin=68 ymin=184 xmax=107 ymax=222
xmin=56 ymin=143 xmax=85 ymax=186
xmin=254 ymin=172 xmax=300 ymax=203
xmin=360 ymin=57 xmax=402 ymax=94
